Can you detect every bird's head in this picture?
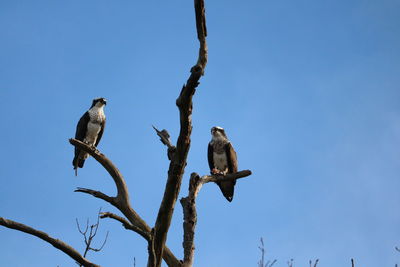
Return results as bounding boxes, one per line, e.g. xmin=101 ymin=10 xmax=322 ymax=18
xmin=211 ymin=126 xmax=227 ymax=140
xmin=91 ymin=97 xmax=107 ymax=108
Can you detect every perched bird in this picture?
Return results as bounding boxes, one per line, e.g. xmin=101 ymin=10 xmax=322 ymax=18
xmin=208 ymin=126 xmax=238 ymax=202
xmin=72 ymin=98 xmax=107 ymax=176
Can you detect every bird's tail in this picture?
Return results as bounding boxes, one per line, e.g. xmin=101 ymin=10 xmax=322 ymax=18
xmin=218 ymin=181 xmax=235 ymax=202
xmin=72 ymin=157 xmax=85 ymax=176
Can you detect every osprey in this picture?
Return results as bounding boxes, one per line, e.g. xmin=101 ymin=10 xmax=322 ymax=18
xmin=208 ymin=126 xmax=238 ymax=202
xmin=72 ymin=98 xmax=107 ymax=176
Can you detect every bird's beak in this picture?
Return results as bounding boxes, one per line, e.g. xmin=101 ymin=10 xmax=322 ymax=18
xmin=102 ymin=99 xmax=107 ymax=105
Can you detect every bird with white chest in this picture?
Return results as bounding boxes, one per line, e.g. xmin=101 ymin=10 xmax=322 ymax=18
xmin=208 ymin=126 xmax=238 ymax=202
xmin=72 ymin=98 xmax=107 ymax=176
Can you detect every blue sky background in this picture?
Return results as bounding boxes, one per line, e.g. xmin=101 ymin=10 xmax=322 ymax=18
xmin=1 ymin=0 xmax=400 ymax=266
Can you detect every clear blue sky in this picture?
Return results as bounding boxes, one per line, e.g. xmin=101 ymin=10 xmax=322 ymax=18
xmin=1 ymin=0 xmax=400 ymax=266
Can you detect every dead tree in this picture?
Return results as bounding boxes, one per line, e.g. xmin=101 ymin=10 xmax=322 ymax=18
xmin=0 ymin=0 xmax=252 ymax=266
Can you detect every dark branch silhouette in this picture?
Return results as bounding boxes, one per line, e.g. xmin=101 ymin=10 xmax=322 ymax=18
xmin=152 ymin=126 xmax=176 ymax=160
xmin=150 ymin=0 xmax=208 ymax=266
xmin=69 ymin=139 xmax=181 ymax=267
xmin=76 ymin=209 xmax=109 ymax=263
xmin=180 ymin=171 xmax=252 ymax=266
xmin=258 ymin=238 xmax=277 ymax=267
xmin=0 ymin=217 xmax=100 ymax=267
xmin=309 ymin=259 xmax=319 ymax=267
xmin=0 ymin=1 xmax=254 ymax=267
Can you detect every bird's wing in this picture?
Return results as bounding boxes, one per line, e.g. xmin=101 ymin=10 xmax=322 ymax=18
xmin=208 ymin=142 xmax=215 ymax=173
xmin=95 ymin=118 xmax=106 ymax=147
xmin=74 ymin=112 xmax=90 ymax=154
xmin=73 ymin=111 xmax=90 ymax=170
xmin=225 ymin=142 xmax=238 ymax=173
xmin=75 ymin=111 xmax=90 ymax=141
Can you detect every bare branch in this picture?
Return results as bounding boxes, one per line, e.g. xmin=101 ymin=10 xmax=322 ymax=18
xmin=351 ymin=258 xmax=355 ymax=267
xmin=90 ymin=231 xmax=109 ymax=253
xmin=69 ymin=139 xmax=129 ymax=204
xmin=201 ymin=170 xmax=252 ymax=183
xmin=76 ymin=209 xmax=109 ymax=263
xmin=0 ymin=217 xmax=100 ymax=267
xmin=152 ymin=126 xmax=174 ymax=149
xmin=74 ymin=188 xmax=116 ymax=206
xmin=257 ymin=237 xmax=276 ymax=267
xmin=152 ymin=126 xmax=176 ymax=160
xmin=151 ymin=0 xmax=208 ymax=266
xmin=309 ymin=259 xmax=319 ymax=267
xmin=180 ymin=170 xmax=252 ymax=266
xmin=180 ymin=174 xmax=199 ymax=267
xmin=100 ymin=212 xmax=149 ymax=241
xmin=98 ymin=212 xmax=180 ymax=267
xmin=69 ymin=140 xmax=181 ymax=267
xmin=76 ymin=218 xmax=89 ymax=236
xmin=190 ymin=170 xmax=252 ymax=200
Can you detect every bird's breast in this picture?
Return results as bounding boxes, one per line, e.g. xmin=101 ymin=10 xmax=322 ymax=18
xmin=85 ymin=122 xmax=101 ymax=145
xmin=213 ymin=152 xmax=228 ymax=171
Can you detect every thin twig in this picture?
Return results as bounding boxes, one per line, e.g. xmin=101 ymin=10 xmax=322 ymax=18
xmin=76 ymin=209 xmax=109 ymax=264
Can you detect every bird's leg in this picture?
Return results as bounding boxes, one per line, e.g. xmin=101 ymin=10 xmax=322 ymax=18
xmin=211 ymin=168 xmax=219 ymax=175
xmin=91 ymin=145 xmax=100 ymax=154
xmin=211 ymin=168 xmax=225 ymax=176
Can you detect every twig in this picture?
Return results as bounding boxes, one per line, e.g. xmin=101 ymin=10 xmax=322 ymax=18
xmin=351 ymin=258 xmax=355 ymax=267
xmin=309 ymin=259 xmax=319 ymax=267
xmin=0 ymin=217 xmax=100 ymax=267
xmin=257 ymin=238 xmax=277 ymax=267
xmin=76 ymin=209 xmax=109 ymax=263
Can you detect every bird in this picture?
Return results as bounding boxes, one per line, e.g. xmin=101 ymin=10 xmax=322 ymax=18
xmin=208 ymin=126 xmax=238 ymax=202
xmin=72 ymin=98 xmax=107 ymax=176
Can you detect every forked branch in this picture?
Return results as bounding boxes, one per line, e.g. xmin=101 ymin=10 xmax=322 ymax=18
xmin=69 ymin=139 xmax=181 ymax=267
xmin=151 ymin=0 xmax=208 ymax=266
xmin=76 ymin=209 xmax=109 ymax=261
xmin=0 ymin=217 xmax=100 ymax=267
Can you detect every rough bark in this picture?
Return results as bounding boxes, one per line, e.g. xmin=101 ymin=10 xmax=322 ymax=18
xmin=150 ymin=0 xmax=208 ymax=266
xmin=180 ymin=170 xmax=252 ymax=266
xmin=69 ymin=139 xmax=182 ymax=267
